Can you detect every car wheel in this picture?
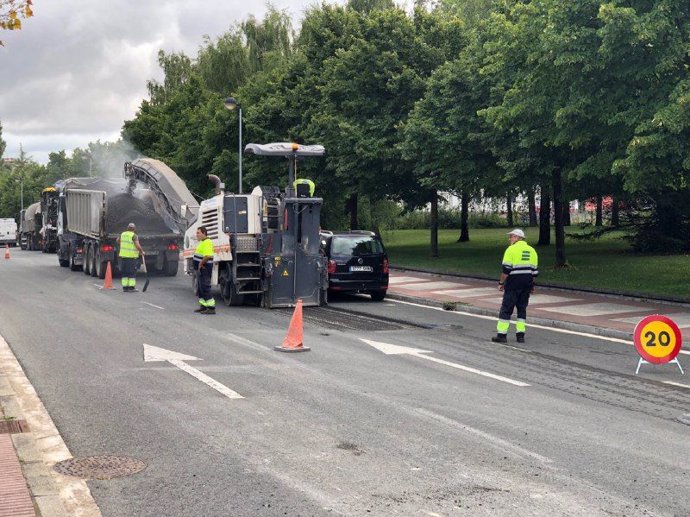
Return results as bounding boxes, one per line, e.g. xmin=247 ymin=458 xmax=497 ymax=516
xmin=370 ymin=290 xmax=386 ymax=302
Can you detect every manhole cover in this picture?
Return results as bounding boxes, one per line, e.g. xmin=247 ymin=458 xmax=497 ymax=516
xmin=54 ymin=455 xmax=147 ymax=480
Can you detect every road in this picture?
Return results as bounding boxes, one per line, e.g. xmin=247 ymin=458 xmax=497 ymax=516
xmin=1 ymin=250 xmax=689 ymax=516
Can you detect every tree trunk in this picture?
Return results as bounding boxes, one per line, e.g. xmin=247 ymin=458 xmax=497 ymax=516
xmin=527 ymin=190 xmax=537 ymax=226
xmin=611 ymin=197 xmax=620 ymax=227
xmin=552 ymin=170 xmax=567 ymax=267
xmin=457 ymin=191 xmax=470 ymax=242
xmin=430 ymin=190 xmax=439 ymax=258
xmin=595 ymin=195 xmax=603 ymax=227
xmin=562 ymin=200 xmax=571 ymax=226
xmin=346 ymin=192 xmax=358 ymax=230
xmin=538 ymin=187 xmax=551 ymax=246
xmin=506 ymin=194 xmax=514 ymax=227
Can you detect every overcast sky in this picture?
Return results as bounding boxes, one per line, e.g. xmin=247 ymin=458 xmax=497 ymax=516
xmin=0 ymin=0 xmax=332 ymax=164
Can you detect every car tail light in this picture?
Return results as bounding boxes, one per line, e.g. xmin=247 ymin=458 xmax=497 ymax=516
xmin=327 ymin=259 xmax=336 ymax=274
xmin=76 ymin=247 xmax=83 ymax=254
xmin=101 ymin=244 xmax=114 ymax=252
xmin=167 ymin=243 xmax=178 ymax=251
xmin=383 ymin=258 xmax=389 ymax=274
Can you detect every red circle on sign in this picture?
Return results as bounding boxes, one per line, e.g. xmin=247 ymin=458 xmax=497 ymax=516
xmin=633 ymin=315 xmax=683 ymax=364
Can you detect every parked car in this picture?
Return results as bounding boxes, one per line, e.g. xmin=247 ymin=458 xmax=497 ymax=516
xmin=320 ymin=230 xmax=389 ymax=301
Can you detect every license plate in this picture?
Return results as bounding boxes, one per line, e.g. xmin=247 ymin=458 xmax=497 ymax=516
xmin=350 ymin=265 xmax=373 ymax=272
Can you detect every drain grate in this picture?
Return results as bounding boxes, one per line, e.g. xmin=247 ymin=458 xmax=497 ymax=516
xmin=54 ymin=455 xmax=147 ymax=480
xmin=0 ymin=419 xmax=29 ymax=434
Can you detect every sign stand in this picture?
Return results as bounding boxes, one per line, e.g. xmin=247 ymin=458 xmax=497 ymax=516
xmin=636 ymin=357 xmax=684 ymax=375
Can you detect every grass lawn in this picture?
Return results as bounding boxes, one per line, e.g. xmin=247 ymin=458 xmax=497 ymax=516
xmin=381 ymin=228 xmax=690 ymax=300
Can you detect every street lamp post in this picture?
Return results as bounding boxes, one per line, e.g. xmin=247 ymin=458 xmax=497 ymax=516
xmin=224 ymin=97 xmax=243 ymax=194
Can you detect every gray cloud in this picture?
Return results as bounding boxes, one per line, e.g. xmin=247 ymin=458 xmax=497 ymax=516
xmin=0 ymin=0 xmax=321 ymax=163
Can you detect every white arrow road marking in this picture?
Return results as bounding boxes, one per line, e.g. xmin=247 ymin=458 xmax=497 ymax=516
xmin=143 ymin=344 xmax=243 ymax=399
xmin=360 ymin=338 xmax=529 ymax=387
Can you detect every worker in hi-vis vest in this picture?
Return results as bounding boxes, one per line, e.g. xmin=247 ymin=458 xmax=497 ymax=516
xmin=193 ymin=226 xmax=216 ymax=314
xmin=117 ymin=223 xmax=145 ymax=292
xmin=293 ymin=178 xmax=315 ymax=197
xmin=492 ymin=228 xmax=538 ymax=344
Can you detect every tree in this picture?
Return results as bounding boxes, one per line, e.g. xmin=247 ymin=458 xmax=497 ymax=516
xmin=0 ymin=121 xmax=6 ymax=159
xmin=0 ymin=0 xmax=33 ymax=46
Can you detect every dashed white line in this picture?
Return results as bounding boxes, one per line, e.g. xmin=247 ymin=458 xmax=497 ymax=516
xmin=142 ymin=302 xmax=165 ymax=310
xmin=663 ymin=381 xmax=690 ymax=390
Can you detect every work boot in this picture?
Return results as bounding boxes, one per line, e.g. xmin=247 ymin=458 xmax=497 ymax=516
xmin=516 ymin=333 xmax=525 ymax=343
xmin=201 ymin=307 xmax=216 ymax=315
xmin=129 ymin=287 xmax=138 ymax=292
xmin=123 ymin=286 xmax=131 ymax=292
xmin=491 ymin=334 xmax=507 ymax=343
xmin=194 ymin=307 xmax=206 ymax=313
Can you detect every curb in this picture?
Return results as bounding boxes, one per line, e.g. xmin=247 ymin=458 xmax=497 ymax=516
xmin=386 ymin=291 xmax=633 ymax=342
xmin=391 ymin=266 xmax=690 ymax=308
xmin=0 ymin=335 xmax=101 ymax=517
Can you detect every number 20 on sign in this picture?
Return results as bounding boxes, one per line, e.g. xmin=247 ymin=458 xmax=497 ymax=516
xmin=633 ymin=315 xmax=684 ymax=375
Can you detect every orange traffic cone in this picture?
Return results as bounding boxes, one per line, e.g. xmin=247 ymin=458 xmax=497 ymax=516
xmin=275 ymin=299 xmax=310 ymax=353
xmin=102 ymin=261 xmax=114 ymax=289
xmin=4 ymin=244 xmax=9 ymax=260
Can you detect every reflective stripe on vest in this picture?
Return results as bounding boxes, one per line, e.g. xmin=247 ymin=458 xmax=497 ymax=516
xmin=119 ymin=231 xmax=139 ymax=258
xmin=502 ymin=240 xmax=538 ymax=276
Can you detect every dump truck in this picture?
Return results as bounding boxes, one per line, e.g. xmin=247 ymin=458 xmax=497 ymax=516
xmin=0 ymin=218 xmax=17 ymax=247
xmin=57 ymin=158 xmax=199 ymax=278
xmin=18 ymin=202 xmax=42 ymax=250
xmin=40 ymin=187 xmax=59 ymax=253
xmin=183 ymin=142 xmax=327 ymax=308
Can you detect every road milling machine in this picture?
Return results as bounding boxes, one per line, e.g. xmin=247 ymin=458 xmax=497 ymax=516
xmin=183 ymin=142 xmax=327 ymax=308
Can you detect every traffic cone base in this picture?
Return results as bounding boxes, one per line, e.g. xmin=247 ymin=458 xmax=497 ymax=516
xmin=276 ymin=299 xmax=310 ymax=353
xmin=102 ymin=261 xmax=114 ymax=290
xmin=4 ymin=244 xmax=10 ymax=260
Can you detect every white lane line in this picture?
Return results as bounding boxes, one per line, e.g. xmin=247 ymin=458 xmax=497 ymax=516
xmin=389 ymin=298 xmax=690 ymax=356
xmin=414 ymin=407 xmax=552 ymax=464
xmin=663 ymin=381 xmax=690 ymax=390
xmin=142 ymin=302 xmax=165 ymax=310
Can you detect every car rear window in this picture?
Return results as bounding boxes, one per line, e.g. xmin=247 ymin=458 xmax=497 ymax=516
xmin=331 ymin=236 xmax=383 ymax=256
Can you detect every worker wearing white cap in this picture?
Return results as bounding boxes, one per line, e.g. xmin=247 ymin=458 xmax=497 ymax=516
xmin=492 ymin=228 xmax=538 ymax=343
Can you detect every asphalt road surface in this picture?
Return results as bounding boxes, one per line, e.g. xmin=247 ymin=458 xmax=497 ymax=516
xmin=1 ymin=250 xmax=689 ymax=516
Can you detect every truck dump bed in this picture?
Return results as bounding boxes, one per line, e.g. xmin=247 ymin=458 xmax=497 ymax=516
xmin=63 ymin=178 xmax=180 ymax=239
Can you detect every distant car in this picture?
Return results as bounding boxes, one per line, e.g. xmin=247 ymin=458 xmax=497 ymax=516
xmin=320 ymin=230 xmax=389 ymax=301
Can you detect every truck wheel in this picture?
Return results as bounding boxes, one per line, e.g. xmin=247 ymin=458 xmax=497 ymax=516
xmin=83 ymin=245 xmax=92 ymax=275
xmin=220 ymin=267 xmax=244 ymax=306
xmin=90 ymin=249 xmax=98 ymax=277
xmin=69 ymin=251 xmax=80 ymax=271
xmin=96 ymin=259 xmax=106 ymax=279
xmin=164 ymin=258 xmax=178 ymax=277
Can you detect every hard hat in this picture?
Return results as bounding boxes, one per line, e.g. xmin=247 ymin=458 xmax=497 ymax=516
xmin=128 ymin=223 xmax=136 ymax=230
xmin=507 ymin=229 xmax=525 ymax=238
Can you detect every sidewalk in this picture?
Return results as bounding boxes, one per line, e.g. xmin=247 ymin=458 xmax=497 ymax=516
xmin=387 ymin=268 xmax=690 ymax=340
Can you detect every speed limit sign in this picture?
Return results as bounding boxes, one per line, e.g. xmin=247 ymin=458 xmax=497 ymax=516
xmin=633 ymin=315 xmax=684 ymax=374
